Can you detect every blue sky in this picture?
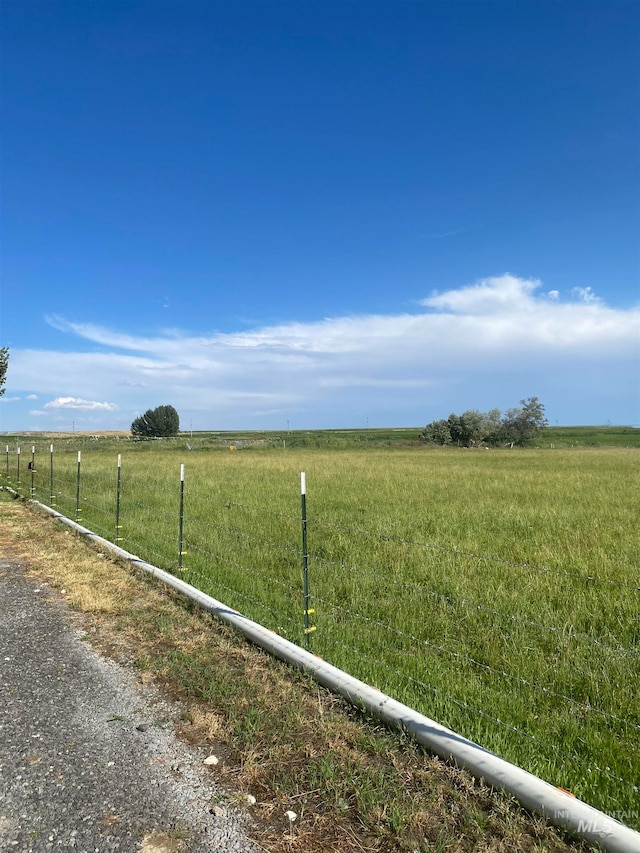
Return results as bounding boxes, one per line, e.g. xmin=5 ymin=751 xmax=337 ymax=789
xmin=1 ymin=0 xmax=638 ymax=432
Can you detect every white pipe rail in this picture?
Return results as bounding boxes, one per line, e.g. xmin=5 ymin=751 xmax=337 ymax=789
xmin=17 ymin=495 xmax=640 ymax=853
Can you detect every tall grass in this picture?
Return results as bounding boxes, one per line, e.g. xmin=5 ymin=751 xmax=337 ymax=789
xmin=6 ymin=442 xmax=639 ymax=826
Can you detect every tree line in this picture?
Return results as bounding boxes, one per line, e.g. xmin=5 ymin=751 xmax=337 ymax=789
xmin=420 ymin=397 xmax=547 ymax=447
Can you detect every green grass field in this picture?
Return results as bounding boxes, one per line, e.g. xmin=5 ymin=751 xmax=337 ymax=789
xmin=3 ymin=434 xmax=639 ymax=827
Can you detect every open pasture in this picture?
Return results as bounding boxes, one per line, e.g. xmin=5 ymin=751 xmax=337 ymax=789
xmin=5 ymin=441 xmax=639 ymax=826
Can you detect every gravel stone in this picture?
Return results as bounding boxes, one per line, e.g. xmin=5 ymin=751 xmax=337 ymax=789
xmin=0 ymin=558 xmax=262 ymax=852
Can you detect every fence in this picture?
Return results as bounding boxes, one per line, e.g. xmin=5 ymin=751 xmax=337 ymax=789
xmin=2 ymin=442 xmax=639 ymax=829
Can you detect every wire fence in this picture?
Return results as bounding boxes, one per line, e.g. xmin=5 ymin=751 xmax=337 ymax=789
xmin=2 ymin=442 xmax=638 ymax=828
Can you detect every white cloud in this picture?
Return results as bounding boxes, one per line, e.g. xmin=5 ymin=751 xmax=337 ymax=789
xmin=45 ymin=315 xmax=167 ymax=353
xmin=421 ymin=274 xmax=541 ymax=314
xmin=26 ymin=394 xmax=38 ymax=400
xmin=0 ymin=396 xmax=21 ymax=403
xmin=4 ymin=274 xmax=639 ymax=429
xmin=572 ymin=286 xmax=602 ymax=304
xmin=46 ymin=275 xmax=638 ymax=361
xmin=44 ymin=397 xmax=119 ymax=412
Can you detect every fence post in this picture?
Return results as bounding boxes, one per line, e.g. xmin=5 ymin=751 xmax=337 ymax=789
xmin=16 ymin=446 xmax=20 ymax=487
xmin=115 ymin=454 xmax=123 ymax=543
xmin=49 ymin=444 xmax=55 ymax=506
xmin=178 ymin=463 xmax=186 ymax=570
xmin=75 ymin=451 xmax=82 ymax=522
xmin=301 ymin=472 xmax=315 ymax=647
xmin=5 ymin=445 xmax=8 ymax=482
xmin=30 ymin=445 xmax=35 ymax=497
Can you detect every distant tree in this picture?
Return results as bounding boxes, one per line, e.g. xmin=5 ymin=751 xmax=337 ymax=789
xmin=484 ymin=408 xmax=503 ymax=445
xmin=422 ymin=410 xmax=500 ymax=447
xmin=459 ymin=410 xmax=492 ymax=446
xmin=501 ymin=396 xmax=547 ymax=446
xmin=447 ymin=412 xmax=463 ymax=445
xmin=0 ymin=347 xmax=8 ymax=397
xmin=421 ymin=399 xmax=547 ymax=448
xmin=420 ymin=419 xmax=452 ymax=445
xmin=131 ymin=404 xmax=180 ymax=438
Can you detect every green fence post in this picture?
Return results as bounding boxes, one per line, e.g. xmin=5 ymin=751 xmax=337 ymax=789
xmin=115 ymin=453 xmax=123 ymax=544
xmin=30 ymin=445 xmax=35 ymax=498
xmin=301 ymin=472 xmax=315 ymax=648
xmin=75 ymin=451 xmax=82 ymax=522
xmin=49 ymin=444 xmax=55 ymax=506
xmin=178 ymin=463 xmax=186 ymax=570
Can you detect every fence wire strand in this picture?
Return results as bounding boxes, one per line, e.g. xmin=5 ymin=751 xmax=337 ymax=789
xmin=309 ymin=554 xmax=638 ymax=658
xmin=311 ymin=594 xmax=640 ymax=731
xmin=310 ymin=517 xmax=640 ymax=592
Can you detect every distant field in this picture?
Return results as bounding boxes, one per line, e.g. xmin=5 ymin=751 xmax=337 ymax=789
xmin=2 ymin=437 xmax=639 ymax=826
xmin=540 ymin=425 xmax=640 ymax=447
xmin=3 ymin=422 xmax=638 ymax=449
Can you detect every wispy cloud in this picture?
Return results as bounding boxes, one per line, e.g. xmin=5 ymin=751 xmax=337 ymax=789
xmin=7 ymin=275 xmax=639 ymax=429
xmin=425 ymin=226 xmax=472 ymax=240
xmin=571 ymin=286 xmax=602 ymax=305
xmin=44 ymin=397 xmax=119 ymax=412
xmin=45 ymin=315 xmax=164 ymax=353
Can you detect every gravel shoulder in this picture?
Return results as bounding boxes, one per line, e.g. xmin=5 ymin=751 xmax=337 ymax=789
xmin=0 ymin=556 xmax=260 ymax=853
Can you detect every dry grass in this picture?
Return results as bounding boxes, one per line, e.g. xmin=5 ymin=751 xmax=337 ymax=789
xmin=0 ymin=493 xmax=594 ymax=853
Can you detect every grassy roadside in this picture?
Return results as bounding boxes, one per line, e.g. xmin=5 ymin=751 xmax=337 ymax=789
xmin=0 ymin=492 xmax=594 ymax=853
